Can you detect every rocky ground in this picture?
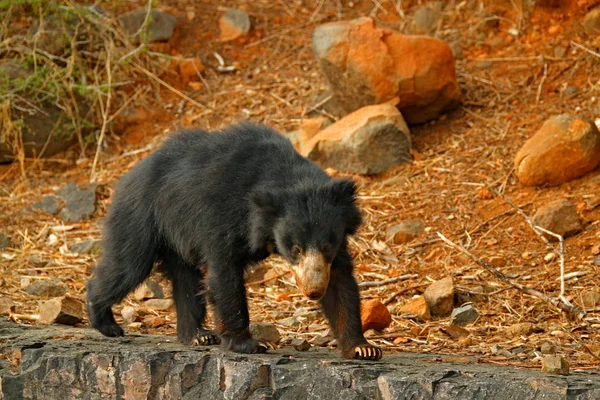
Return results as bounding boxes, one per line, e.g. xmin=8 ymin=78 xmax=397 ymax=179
xmin=2 ymin=320 xmax=600 ymax=399
xmin=1 ymin=0 xmax=600 ymax=384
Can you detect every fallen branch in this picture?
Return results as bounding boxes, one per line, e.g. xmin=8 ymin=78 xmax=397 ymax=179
xmin=358 ymin=274 xmax=418 ymax=288
xmin=437 ymin=232 xmax=585 ymax=319
xmin=498 ymin=192 xmax=571 ymax=305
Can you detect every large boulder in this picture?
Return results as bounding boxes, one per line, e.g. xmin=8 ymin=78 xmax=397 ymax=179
xmin=0 ymin=60 xmax=88 ymax=163
xmin=312 ymin=17 xmax=460 ymax=124
xmin=514 ymin=114 xmax=600 ymax=187
xmin=301 ymin=102 xmax=411 ymax=175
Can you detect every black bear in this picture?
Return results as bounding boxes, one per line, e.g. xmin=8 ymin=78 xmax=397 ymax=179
xmin=86 ymin=123 xmax=382 ymax=360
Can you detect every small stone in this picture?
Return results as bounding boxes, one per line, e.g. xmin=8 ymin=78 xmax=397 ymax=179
xmin=423 ymin=276 xmax=454 ymax=317
xmin=28 ymin=254 xmax=47 ymax=268
xmin=291 ymin=338 xmax=311 ymax=351
xmin=579 ymin=291 xmax=600 ymax=308
xmin=411 ymin=5 xmax=441 ymax=34
xmin=24 ymin=278 xmax=67 ymax=298
xmin=69 ymin=240 xmax=100 ymax=254
xmin=541 ymin=355 xmax=569 ymax=375
xmin=451 ymin=304 xmax=479 ymax=326
xmin=540 ymin=341 xmax=557 ymax=355
xmin=583 ymin=6 xmax=600 ymax=35
xmin=521 ymin=251 xmax=534 ymax=260
xmin=56 ymin=183 xmax=97 ymax=222
xmin=398 ymin=296 xmax=431 ymax=321
xmin=279 ymin=316 xmax=301 ymax=328
xmin=119 ymin=9 xmax=176 ymax=44
xmin=544 ymin=253 xmax=557 ymax=263
xmin=178 ymin=58 xmax=204 ymax=82
xmin=142 ymin=316 xmax=166 ymax=328
xmin=0 ymin=232 xmax=9 ymax=250
xmin=594 ymin=255 xmax=600 ymax=266
xmin=360 ymin=299 xmax=392 ymax=332
xmin=302 ymin=102 xmax=411 ymax=175
xmin=121 ymin=306 xmax=138 ymax=324
xmin=144 ymin=298 xmax=174 ymax=311
xmin=386 ymin=221 xmax=425 ymax=244
xmin=38 ymin=295 xmax=83 ymax=325
xmin=250 ymin=322 xmax=281 ymax=344
xmin=219 ymin=8 xmax=251 ymax=42
xmin=30 ymin=196 xmax=61 ymax=215
xmin=0 ymin=297 xmax=15 ymax=316
xmin=133 ymin=280 xmax=164 ymax=300
xmin=532 ymin=199 xmax=582 ymax=239
xmin=554 ymin=46 xmax=567 ymax=58
xmin=564 ymin=85 xmax=580 ymax=96
xmin=311 ymin=330 xmax=334 ymax=347
xmin=515 ymin=114 xmax=600 ymax=186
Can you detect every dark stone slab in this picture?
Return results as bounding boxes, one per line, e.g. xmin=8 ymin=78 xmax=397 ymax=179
xmin=1 ymin=321 xmax=599 ymax=399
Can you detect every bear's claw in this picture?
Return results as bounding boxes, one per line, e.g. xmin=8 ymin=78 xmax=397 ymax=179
xmin=352 ymin=344 xmax=382 ymax=360
xmin=192 ymin=329 xmax=220 ymax=346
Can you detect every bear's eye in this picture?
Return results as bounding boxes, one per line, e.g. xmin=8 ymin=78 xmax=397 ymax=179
xmin=291 ymin=245 xmax=302 ymax=258
xmin=320 ymin=244 xmax=332 ymax=254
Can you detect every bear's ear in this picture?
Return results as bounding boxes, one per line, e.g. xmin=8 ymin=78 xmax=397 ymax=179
xmin=330 ymin=179 xmax=362 ymax=235
xmin=330 ymin=178 xmax=358 ymax=205
xmin=250 ymin=188 xmax=281 ymax=217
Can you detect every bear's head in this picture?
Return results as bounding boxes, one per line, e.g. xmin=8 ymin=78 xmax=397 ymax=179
xmin=249 ymin=178 xmax=362 ymax=300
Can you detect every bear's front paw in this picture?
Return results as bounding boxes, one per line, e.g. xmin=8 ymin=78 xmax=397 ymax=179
xmin=343 ymin=343 xmax=382 ymax=360
xmin=192 ymin=329 xmax=221 ymax=346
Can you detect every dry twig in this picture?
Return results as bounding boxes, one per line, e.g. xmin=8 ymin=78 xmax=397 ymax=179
xmin=437 ymin=232 xmax=585 ymax=319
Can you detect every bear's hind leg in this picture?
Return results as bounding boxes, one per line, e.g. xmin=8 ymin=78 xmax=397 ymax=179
xmin=87 ymin=247 xmax=157 ymax=338
xmin=161 ymin=250 xmax=219 ymax=346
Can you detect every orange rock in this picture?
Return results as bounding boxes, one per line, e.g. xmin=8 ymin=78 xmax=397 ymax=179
xmin=514 ymin=114 xmax=600 ymax=186
xmin=178 ymin=58 xmax=204 ymax=82
xmin=302 ymin=102 xmax=411 ymax=175
xmin=399 ymin=296 xmax=431 ymax=321
xmin=361 ymin=299 xmax=392 ymax=332
xmin=312 ymin=17 xmax=460 ymax=124
xmin=219 ymin=8 xmax=251 ymax=42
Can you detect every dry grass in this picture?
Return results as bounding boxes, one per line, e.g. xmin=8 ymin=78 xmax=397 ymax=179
xmin=1 ymin=0 xmax=600 ymax=371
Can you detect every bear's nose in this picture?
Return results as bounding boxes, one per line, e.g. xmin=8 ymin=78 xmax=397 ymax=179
xmin=306 ymin=290 xmax=324 ymax=300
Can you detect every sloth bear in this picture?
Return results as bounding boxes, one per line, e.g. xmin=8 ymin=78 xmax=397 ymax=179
xmin=86 ymin=123 xmax=382 ymax=360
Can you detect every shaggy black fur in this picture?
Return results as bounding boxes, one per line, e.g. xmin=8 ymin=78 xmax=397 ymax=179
xmin=86 ymin=123 xmax=381 ymax=359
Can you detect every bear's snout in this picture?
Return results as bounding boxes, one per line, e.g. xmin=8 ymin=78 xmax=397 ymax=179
xmin=292 ymin=249 xmax=330 ymax=301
